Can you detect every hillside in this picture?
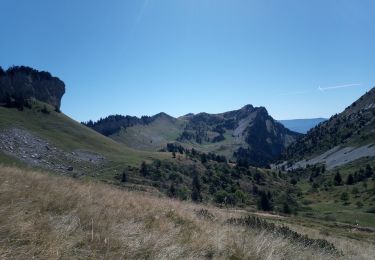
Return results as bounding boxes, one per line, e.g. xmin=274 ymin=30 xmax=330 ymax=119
xmin=285 ymin=160 xmax=375 ymax=228
xmin=111 ymin=113 xmax=186 ymax=151
xmin=86 ymin=105 xmax=300 ymax=167
xmin=0 ymin=94 xmax=299 ymax=212
xmin=279 ymin=118 xmax=327 ymax=134
xmin=1 ymin=165 xmax=374 ymax=259
xmin=284 ymin=87 xmax=375 ymax=168
xmin=0 ymin=101 xmax=312 ymax=215
xmin=0 ymin=103 xmax=171 ymax=176
xmin=276 ymin=88 xmax=375 ymax=230
xmin=178 ymin=105 xmax=300 ymax=166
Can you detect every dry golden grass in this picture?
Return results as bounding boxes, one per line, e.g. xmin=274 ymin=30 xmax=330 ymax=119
xmin=0 ymin=165 xmax=374 ymax=259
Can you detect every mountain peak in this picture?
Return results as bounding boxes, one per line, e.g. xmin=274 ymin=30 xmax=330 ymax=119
xmin=152 ymin=112 xmax=176 ymax=122
xmin=256 ymin=106 xmax=269 ymax=115
xmin=153 ymin=112 xmax=172 ymax=118
xmin=240 ymin=104 xmax=255 ymax=111
xmin=342 ymin=86 xmax=375 ymax=116
xmin=184 ymin=113 xmax=195 ymax=117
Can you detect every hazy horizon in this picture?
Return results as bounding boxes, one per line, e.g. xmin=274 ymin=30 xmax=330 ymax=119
xmin=1 ymin=0 xmax=374 ymax=122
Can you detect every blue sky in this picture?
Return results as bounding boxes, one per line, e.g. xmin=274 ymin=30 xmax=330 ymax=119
xmin=1 ymin=0 xmax=374 ymax=121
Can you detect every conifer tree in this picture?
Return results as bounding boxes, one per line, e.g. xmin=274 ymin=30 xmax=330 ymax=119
xmin=334 ymin=171 xmax=342 ymax=186
xmin=191 ymin=172 xmax=202 ymax=202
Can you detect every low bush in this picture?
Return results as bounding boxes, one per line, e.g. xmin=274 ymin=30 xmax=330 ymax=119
xmin=227 ymin=216 xmax=340 ymax=255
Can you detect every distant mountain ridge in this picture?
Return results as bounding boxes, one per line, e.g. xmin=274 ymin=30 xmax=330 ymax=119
xmin=278 ymin=118 xmax=327 ymax=134
xmin=84 ymin=105 xmax=301 ymax=166
xmin=83 ymin=113 xmax=170 ymax=136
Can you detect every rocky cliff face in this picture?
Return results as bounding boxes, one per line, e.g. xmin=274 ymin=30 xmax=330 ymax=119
xmin=178 ymin=105 xmax=301 ymax=166
xmin=0 ymin=66 xmax=65 ymax=108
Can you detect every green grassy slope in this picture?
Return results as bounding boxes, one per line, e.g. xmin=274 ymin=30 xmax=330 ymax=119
xmin=111 ymin=114 xmax=186 ymax=151
xmin=180 ymin=130 xmax=245 ymax=158
xmin=109 ymin=117 xmax=252 ymax=160
xmin=0 ymin=103 xmax=170 ymax=171
xmin=290 ymin=158 xmax=375 ymax=228
xmin=110 ymin=116 xmax=245 ymax=158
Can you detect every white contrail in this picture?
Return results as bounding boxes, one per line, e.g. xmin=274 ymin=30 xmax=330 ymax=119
xmin=276 ymin=83 xmax=361 ymax=97
xmin=318 ymin=83 xmax=361 ymax=92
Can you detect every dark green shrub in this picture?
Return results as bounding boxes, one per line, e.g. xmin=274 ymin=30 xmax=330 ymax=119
xmin=191 ymin=172 xmax=202 ymax=202
xmin=258 ymin=192 xmax=273 ymax=211
xmin=340 ymin=192 xmax=349 ymax=201
xmin=334 ymin=171 xmax=342 ymax=186
xmin=214 ymin=190 xmax=231 ymax=204
xmin=121 ymin=171 xmax=128 ymax=182
xmin=346 ymin=174 xmax=354 ymax=185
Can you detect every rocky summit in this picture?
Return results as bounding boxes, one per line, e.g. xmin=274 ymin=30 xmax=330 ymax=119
xmin=0 ymin=66 xmax=65 ymax=108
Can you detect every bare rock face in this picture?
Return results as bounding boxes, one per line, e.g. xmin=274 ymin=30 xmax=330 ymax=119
xmin=0 ymin=66 xmax=65 ymax=108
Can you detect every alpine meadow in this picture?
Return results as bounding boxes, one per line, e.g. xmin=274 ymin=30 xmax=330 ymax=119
xmin=1 ymin=1 xmax=375 ymax=259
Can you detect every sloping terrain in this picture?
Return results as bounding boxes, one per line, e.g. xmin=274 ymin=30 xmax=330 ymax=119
xmin=2 ymin=66 xmax=374 ymax=259
xmin=111 ymin=113 xmax=186 ymax=151
xmin=0 ymin=127 xmax=104 ymax=174
xmin=286 ymin=157 xmax=375 ymax=229
xmin=284 ymin=87 xmax=375 ymax=167
xmin=86 ymin=105 xmax=300 ymax=166
xmin=0 ymin=66 xmax=168 ymax=176
xmin=278 ymin=118 xmax=327 ymax=134
xmin=1 ymin=165 xmax=374 ymax=259
xmin=0 ymin=102 xmax=169 ymax=178
xmin=0 ymin=66 xmax=300 ymax=209
xmin=0 ymin=102 xmax=303 ymax=212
